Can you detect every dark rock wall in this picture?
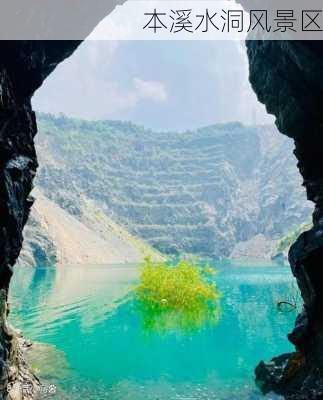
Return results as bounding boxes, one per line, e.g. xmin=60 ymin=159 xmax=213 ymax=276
xmin=0 ymin=41 xmax=80 ymax=400
xmin=0 ymin=4 xmax=123 ymax=395
xmin=247 ymin=41 xmax=323 ymax=398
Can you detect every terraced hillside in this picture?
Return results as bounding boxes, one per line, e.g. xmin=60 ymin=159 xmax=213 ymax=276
xmin=32 ymin=113 xmax=312 ymax=259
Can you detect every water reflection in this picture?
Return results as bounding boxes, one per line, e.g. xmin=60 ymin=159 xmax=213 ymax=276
xmin=9 ymin=264 xmax=139 ymax=338
xmin=9 ymin=263 xmax=297 ymax=400
xmin=135 ymin=299 xmax=221 ymax=335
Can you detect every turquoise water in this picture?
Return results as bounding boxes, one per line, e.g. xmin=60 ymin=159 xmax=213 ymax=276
xmin=9 ymin=263 xmax=297 ymax=399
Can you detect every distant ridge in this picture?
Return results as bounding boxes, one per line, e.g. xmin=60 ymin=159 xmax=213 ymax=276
xmin=20 ymin=113 xmax=312 ymax=264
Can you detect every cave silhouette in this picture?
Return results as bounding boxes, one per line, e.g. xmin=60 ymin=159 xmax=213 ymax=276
xmin=0 ymin=2 xmax=323 ymax=399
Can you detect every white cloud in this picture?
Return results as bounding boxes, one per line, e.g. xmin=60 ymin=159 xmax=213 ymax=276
xmin=133 ymin=78 xmax=168 ymax=103
xmin=103 ymin=78 xmax=167 ymax=114
xmin=33 ymin=42 xmax=169 ymax=119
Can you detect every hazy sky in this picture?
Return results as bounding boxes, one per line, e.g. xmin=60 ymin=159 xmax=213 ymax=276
xmin=33 ymin=40 xmax=274 ymax=131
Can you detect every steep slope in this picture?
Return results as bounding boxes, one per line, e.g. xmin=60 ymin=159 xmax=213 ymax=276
xmin=18 ymin=188 xmax=162 ymax=267
xmin=31 ymin=113 xmax=312 ymax=259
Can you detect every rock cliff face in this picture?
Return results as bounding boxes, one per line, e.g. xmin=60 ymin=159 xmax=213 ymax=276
xmin=28 ymin=114 xmax=311 ymax=261
xmin=248 ymin=41 xmax=323 ymax=399
xmin=0 ymin=41 xmax=81 ymax=400
xmin=0 ymin=1 xmax=124 ymax=392
xmin=0 ymin=5 xmax=125 ymax=398
xmin=17 ymin=188 xmax=162 ymax=267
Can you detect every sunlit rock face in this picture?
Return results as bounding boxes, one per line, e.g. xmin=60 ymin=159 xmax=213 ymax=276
xmin=0 ymin=41 xmax=81 ymax=400
xmin=29 ymin=116 xmax=310 ymax=261
xmin=247 ymin=41 xmax=323 ymax=398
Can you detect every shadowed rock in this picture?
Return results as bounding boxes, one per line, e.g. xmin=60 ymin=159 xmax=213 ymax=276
xmin=0 ymin=41 xmax=84 ymax=399
xmin=0 ymin=5 xmax=123 ymax=398
xmin=248 ymin=41 xmax=323 ymax=399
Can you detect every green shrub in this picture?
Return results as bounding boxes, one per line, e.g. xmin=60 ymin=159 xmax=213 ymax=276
xmin=135 ymin=258 xmax=221 ymax=333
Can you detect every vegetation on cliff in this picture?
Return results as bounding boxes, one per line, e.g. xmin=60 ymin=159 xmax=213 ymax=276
xmin=29 ymin=113 xmax=311 ymax=262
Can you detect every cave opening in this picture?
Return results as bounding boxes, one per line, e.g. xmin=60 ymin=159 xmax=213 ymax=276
xmin=6 ymin=35 xmax=309 ymax=399
xmin=1 ymin=3 xmax=323 ymax=400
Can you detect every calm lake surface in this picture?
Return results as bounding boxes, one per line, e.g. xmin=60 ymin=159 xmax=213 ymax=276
xmin=9 ymin=262 xmax=297 ymax=399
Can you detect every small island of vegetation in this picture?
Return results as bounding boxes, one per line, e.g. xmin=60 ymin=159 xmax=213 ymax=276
xmin=135 ymin=258 xmax=221 ymax=333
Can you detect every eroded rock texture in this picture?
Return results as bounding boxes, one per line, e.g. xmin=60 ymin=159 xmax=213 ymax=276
xmin=247 ymin=41 xmax=323 ymax=399
xmin=0 ymin=41 xmax=80 ymax=400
